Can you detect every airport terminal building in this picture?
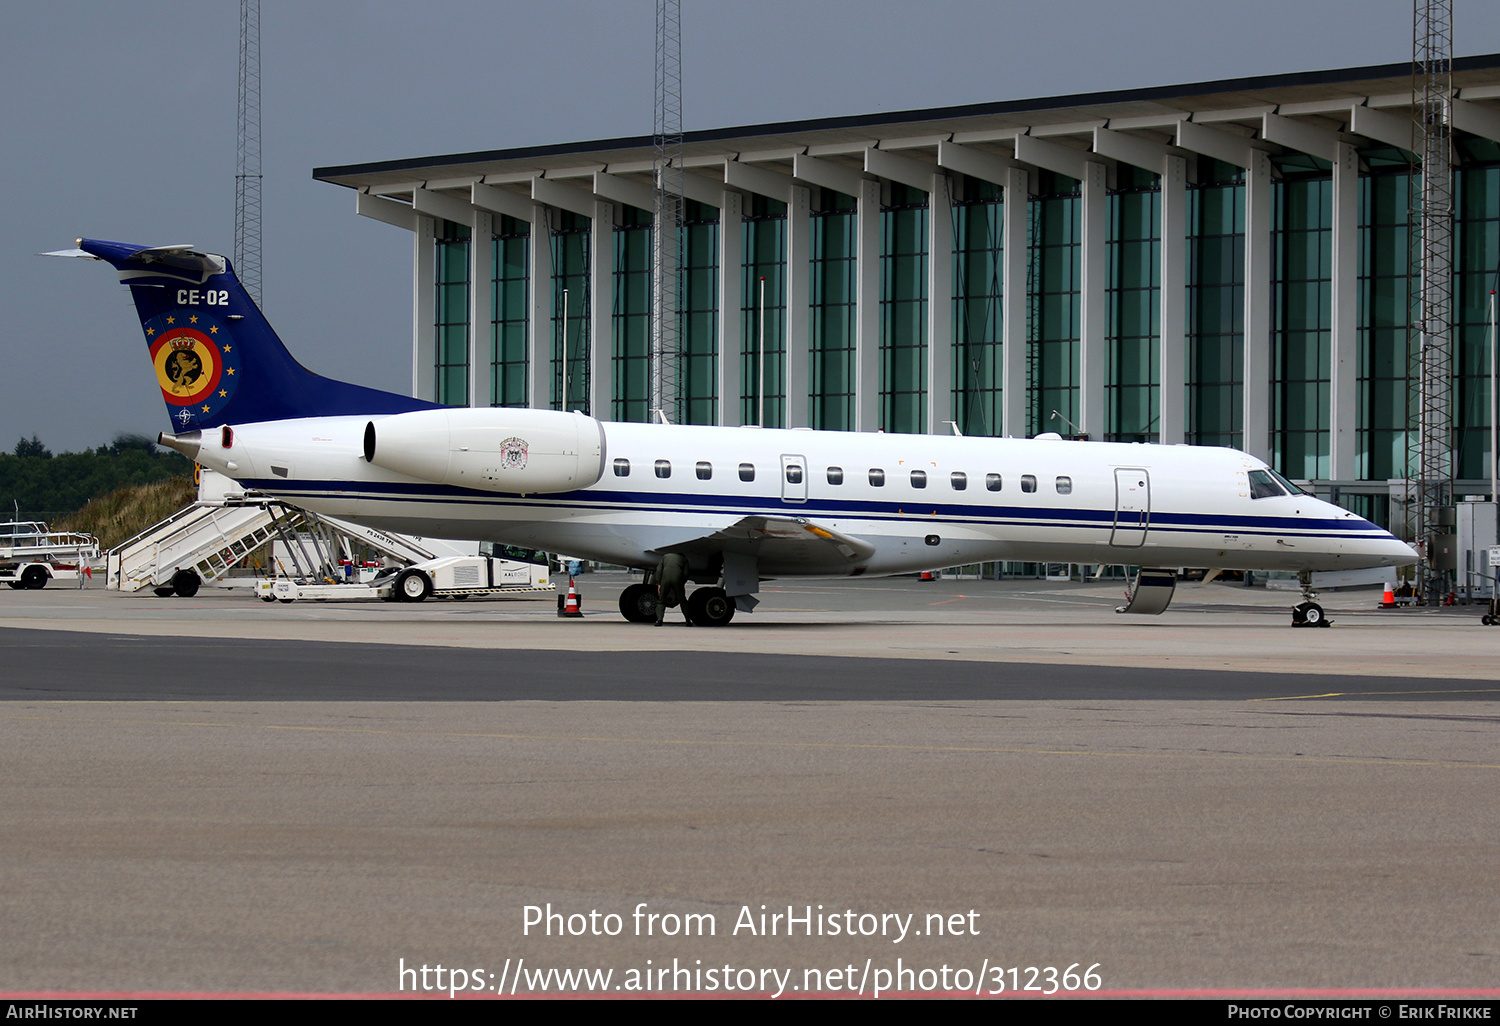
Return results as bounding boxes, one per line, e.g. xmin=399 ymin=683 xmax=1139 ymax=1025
xmin=313 ymin=56 xmax=1500 ymax=528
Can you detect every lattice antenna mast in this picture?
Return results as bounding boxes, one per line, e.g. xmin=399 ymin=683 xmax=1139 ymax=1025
xmin=1406 ymin=0 xmax=1455 ymax=606
xmin=235 ymin=0 xmax=263 ymax=306
xmin=650 ymin=0 xmax=684 ymax=422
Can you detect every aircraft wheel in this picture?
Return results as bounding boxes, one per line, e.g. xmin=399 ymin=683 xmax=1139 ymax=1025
xmin=1299 ymin=602 xmax=1326 ymax=627
xmin=22 ymin=566 xmax=49 ymax=590
xmin=395 ymin=569 xmax=432 ymax=602
xmin=171 ymin=570 xmax=201 ymax=598
xmin=618 ymin=583 xmax=657 ymax=623
xmin=686 ymin=587 xmax=735 ymax=627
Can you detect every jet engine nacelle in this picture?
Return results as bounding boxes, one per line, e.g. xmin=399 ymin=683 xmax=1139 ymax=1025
xmin=364 ymin=408 xmax=605 ymax=494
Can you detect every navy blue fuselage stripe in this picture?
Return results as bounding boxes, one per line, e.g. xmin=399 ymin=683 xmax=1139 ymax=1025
xmin=243 ymin=478 xmax=1391 ymax=540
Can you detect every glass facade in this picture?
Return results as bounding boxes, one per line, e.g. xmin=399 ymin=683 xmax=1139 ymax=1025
xmin=1187 ymin=159 xmax=1245 ymax=448
xmin=551 ymin=210 xmax=590 ymax=413
xmin=490 ymin=215 xmax=529 ymax=408
xmin=1271 ymin=166 xmax=1332 ymax=479
xmin=420 ymin=127 xmax=1500 ymax=529
xmin=434 ymin=219 xmax=470 ymax=406
xmin=810 ymin=189 xmax=857 ymax=430
xmin=611 ymin=205 xmax=651 ymax=421
xmin=1106 ymin=166 xmax=1161 ymax=442
xmin=1028 ymin=171 xmax=1081 ymax=437
xmin=951 ymin=176 xmax=1004 ymax=437
xmin=1357 ymin=165 xmax=1413 ymax=481
xmin=880 ymin=183 xmax=928 ymax=433
xmin=1454 ymin=151 xmax=1500 ymax=482
xmin=741 ymin=196 xmax=786 ymax=427
xmin=681 ymin=200 xmax=719 ymax=425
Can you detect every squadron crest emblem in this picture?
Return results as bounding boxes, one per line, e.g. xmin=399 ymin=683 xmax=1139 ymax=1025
xmin=145 ymin=311 xmax=238 ymax=424
xmin=499 ymin=436 xmax=528 ymax=471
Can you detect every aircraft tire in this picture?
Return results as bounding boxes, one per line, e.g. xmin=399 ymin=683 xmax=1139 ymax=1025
xmin=1299 ymin=602 xmax=1326 ymax=627
xmin=22 ymin=566 xmax=48 ymax=590
xmin=171 ymin=570 xmax=201 ymax=598
xmin=618 ymin=583 xmax=657 ymax=623
xmin=686 ymin=587 xmax=735 ymax=628
xmin=395 ymin=569 xmax=432 ymax=602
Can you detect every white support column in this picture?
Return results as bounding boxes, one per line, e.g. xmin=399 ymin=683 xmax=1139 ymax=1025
xmin=1079 ymin=160 xmax=1107 ymax=439
xmin=589 ymin=199 xmax=615 ymax=418
xmin=527 ymin=203 xmax=553 ymax=410
xmin=1159 ymin=155 xmax=1188 ymax=444
xmin=1002 ymin=167 xmax=1029 ymax=438
xmin=413 ymin=215 xmax=435 ymax=402
xmin=854 ymin=178 xmax=883 ymax=432
xmin=1243 ymin=149 xmax=1273 ymax=461
xmin=469 ymin=210 xmax=493 ymax=407
xmin=718 ymin=190 xmax=744 ymax=426
xmin=927 ymin=171 xmax=954 ymax=433
xmin=784 ymin=184 xmax=811 ymax=428
xmin=1330 ymin=141 xmax=1359 ymax=480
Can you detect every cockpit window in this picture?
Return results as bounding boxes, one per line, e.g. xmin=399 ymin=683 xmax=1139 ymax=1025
xmin=1269 ymin=469 xmax=1305 ymax=495
xmin=1247 ymin=469 xmax=1285 ymax=499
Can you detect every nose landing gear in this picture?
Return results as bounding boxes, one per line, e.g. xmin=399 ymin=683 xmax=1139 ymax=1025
xmin=1292 ymin=571 xmax=1330 ymax=628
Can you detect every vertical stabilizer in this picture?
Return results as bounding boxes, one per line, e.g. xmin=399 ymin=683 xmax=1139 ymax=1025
xmin=75 ymin=238 xmax=438 ymax=429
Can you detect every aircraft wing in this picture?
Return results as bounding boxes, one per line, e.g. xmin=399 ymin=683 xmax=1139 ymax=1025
xmin=663 ymin=515 xmax=876 ymax=574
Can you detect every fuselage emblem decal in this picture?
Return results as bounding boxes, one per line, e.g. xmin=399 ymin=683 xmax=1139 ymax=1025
xmin=499 ymin=437 xmax=528 ymax=471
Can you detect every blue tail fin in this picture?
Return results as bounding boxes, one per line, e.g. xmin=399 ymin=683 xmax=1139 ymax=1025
xmin=78 ymin=239 xmax=438 ymax=429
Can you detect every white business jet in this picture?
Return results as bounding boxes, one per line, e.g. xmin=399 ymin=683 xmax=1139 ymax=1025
xmin=56 ymin=239 xmax=1415 ymax=627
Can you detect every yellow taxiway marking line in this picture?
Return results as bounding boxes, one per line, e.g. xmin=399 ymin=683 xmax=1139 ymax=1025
xmin=1253 ymin=688 xmax=1500 ymax=702
xmin=4 ymin=709 xmax=1500 ymax=771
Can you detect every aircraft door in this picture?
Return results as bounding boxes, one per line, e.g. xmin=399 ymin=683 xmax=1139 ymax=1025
xmin=1111 ymin=468 xmax=1149 ymax=547
xmin=780 ymin=454 xmax=808 ymax=503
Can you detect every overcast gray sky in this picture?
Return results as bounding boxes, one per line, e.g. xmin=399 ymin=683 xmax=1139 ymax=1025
xmin=4 ymin=0 xmax=1498 ymax=454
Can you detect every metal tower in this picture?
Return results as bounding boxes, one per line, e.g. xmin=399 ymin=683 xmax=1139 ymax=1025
xmin=235 ymin=0 xmax=263 ymax=306
xmin=650 ymin=0 xmax=684 ymax=422
xmin=1406 ymin=0 xmax=1455 ymax=605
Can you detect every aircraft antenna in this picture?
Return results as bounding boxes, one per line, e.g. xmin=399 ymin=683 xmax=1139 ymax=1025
xmin=235 ymin=0 xmax=263 ymax=306
xmin=650 ymin=0 xmax=684 ymax=423
xmin=1406 ymin=0 xmax=1455 ymax=607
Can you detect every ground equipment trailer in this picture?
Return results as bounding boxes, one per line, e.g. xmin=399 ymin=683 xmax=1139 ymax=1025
xmin=1 ymin=521 xmax=101 ymax=590
xmin=255 ymin=550 xmax=552 ymax=602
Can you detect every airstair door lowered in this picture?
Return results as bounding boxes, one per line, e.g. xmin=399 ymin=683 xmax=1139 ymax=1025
xmin=1111 ymin=468 xmax=1150 ymax=548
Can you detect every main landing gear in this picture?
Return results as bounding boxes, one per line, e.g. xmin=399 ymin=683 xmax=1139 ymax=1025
xmin=617 ymin=581 xmax=736 ymax=627
xmin=1291 ymin=570 xmax=1330 ymax=628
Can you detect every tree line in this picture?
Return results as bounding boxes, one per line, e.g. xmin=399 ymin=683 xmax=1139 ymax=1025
xmin=2 ymin=434 xmax=192 ymax=520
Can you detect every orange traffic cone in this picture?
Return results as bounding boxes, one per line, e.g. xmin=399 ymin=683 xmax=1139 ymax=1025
xmin=1380 ymin=583 xmax=1397 ymax=609
xmin=558 ymin=577 xmax=583 ymax=618
xmin=919 ymin=570 xmax=936 ymax=582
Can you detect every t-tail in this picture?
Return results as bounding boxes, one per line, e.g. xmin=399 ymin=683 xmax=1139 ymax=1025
xmin=63 ymin=239 xmax=438 ymax=432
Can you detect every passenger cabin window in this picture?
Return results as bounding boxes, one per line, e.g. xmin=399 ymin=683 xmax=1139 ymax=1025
xmin=613 ymin=458 xmax=630 ymax=477
xmin=696 ymin=461 xmax=712 ymax=481
xmin=985 ymin=474 xmax=1002 ymax=492
xmin=910 ymin=470 xmax=927 ymax=489
xmin=1248 ymin=469 xmax=1285 ymax=499
xmin=827 ymin=466 xmax=844 ymax=485
xmin=1055 ymin=476 xmax=1072 ymax=495
xmin=739 ymin=463 xmax=756 ymax=482
xmin=785 ymin=465 xmax=804 ymax=484
xmin=655 ymin=460 xmax=671 ymax=479
xmin=869 ymin=469 xmax=886 ymax=487
xmin=951 ymin=471 xmax=967 ymax=491
xmin=1021 ymin=475 xmax=1037 ymax=493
